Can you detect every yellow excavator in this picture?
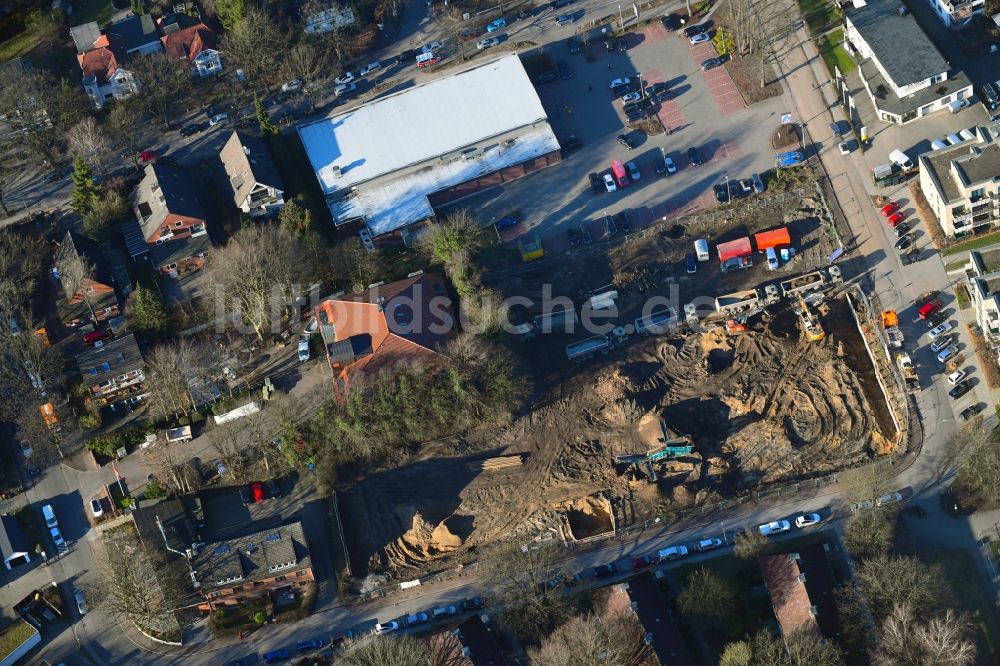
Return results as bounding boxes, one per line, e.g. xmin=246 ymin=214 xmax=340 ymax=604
xmin=798 ymin=294 xmax=825 ymax=342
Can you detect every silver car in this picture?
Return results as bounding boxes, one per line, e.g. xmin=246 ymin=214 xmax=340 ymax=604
xmin=937 ymin=345 xmax=959 ymax=364
xmin=758 ymin=520 xmax=790 ymax=536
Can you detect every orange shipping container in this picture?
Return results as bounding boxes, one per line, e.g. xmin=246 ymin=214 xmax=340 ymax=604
xmin=753 ymin=227 xmax=791 ymax=252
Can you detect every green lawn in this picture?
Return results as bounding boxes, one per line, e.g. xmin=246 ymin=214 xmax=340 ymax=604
xmin=924 ymin=550 xmax=1000 ymax=662
xmin=797 ymin=0 xmax=843 ymax=35
xmin=0 ymin=29 xmax=41 ymax=63
xmin=942 ymin=230 xmax=1000 ymax=256
xmin=817 ymin=30 xmax=856 ymax=77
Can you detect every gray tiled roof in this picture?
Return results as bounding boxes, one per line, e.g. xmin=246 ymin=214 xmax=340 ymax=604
xmin=921 ymin=141 xmax=1000 ymax=204
xmin=219 ymin=131 xmax=285 ymax=208
xmin=70 ymin=21 xmax=102 ymax=54
xmin=74 ymin=333 xmax=145 ymax=389
xmin=847 ymin=0 xmax=948 ymax=88
xmin=149 ymin=232 xmax=211 ymax=270
xmin=192 ymin=521 xmax=311 ymax=591
xmin=104 ymin=14 xmax=159 ymax=53
xmin=132 ymin=163 xmax=207 ymax=241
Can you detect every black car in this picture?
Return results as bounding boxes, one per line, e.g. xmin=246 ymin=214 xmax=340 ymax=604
xmin=683 ymin=23 xmax=706 ymax=37
xmin=556 ymin=60 xmax=572 ymax=80
xmin=566 ymin=227 xmax=580 ymax=247
xmin=239 ymin=485 xmax=254 ymax=505
xmin=589 ymin=172 xmax=604 ymax=194
xmin=616 ymin=37 xmax=629 ymax=51
xmin=713 ymin=184 xmax=728 ymax=203
xmin=645 ymin=82 xmax=670 ymax=97
xmin=625 ymin=108 xmax=647 ymax=123
xmin=567 ymin=36 xmax=581 ymax=53
xmin=180 ymin=123 xmax=205 ymax=137
xmin=949 ymin=380 xmax=973 ymax=399
xmin=296 ymin=639 xmax=324 ymax=653
xmin=727 ymin=180 xmax=744 ymax=199
xmin=687 ymin=146 xmax=703 ymax=166
xmin=550 ymin=0 xmax=572 ymax=8
xmin=265 ymin=478 xmax=282 ymax=499
xmin=534 ymin=71 xmax=557 ymax=84
xmin=661 ymin=13 xmax=681 ymax=30
xmin=617 ymin=134 xmax=637 ymax=149
xmin=615 ymin=210 xmax=632 ymax=234
xmin=901 ymin=248 xmax=919 ymax=265
xmin=42 ymin=171 xmax=62 ymax=183
xmin=701 ymin=56 xmax=726 ymax=71
xmin=892 ymin=221 xmax=910 ymax=237
xmin=926 ymin=311 xmax=947 ymax=327
xmin=579 ymin=225 xmax=593 ymax=244
xmin=894 ymin=236 xmax=912 ymax=251
xmin=463 ymin=597 xmax=485 ymax=611
xmin=960 ymin=403 xmax=984 ymax=421
xmin=561 ymin=134 xmax=582 ymax=152
xmin=605 ymin=215 xmax=618 ymax=236
xmin=594 ymin=563 xmax=617 ymax=579
xmin=395 ymin=48 xmax=421 ymax=64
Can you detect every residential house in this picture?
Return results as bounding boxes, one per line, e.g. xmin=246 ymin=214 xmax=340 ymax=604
xmin=613 ymin=573 xmax=695 ymax=665
xmin=160 ymin=19 xmax=222 ymax=77
xmin=131 ymin=496 xmax=204 ymax=551
xmin=71 ymin=21 xmax=140 ymax=109
xmin=928 ymin=0 xmax=984 ymax=27
xmin=191 ymin=521 xmax=314 ymax=610
xmin=918 ymin=123 xmax=1000 ymax=238
xmin=314 ymin=272 xmax=456 ymax=391
xmin=53 ymin=230 xmax=121 ymax=328
xmin=964 ymin=248 xmax=1000 ymax=359
xmin=74 ymin=333 xmax=146 ymax=402
xmin=843 ymin=0 xmax=973 ymax=124
xmin=126 ymin=163 xmax=211 ymax=276
xmin=428 ymin=616 xmax=506 ymax=665
xmin=760 ymin=544 xmax=840 ymax=640
xmin=0 ymin=515 xmax=31 ymax=569
xmin=105 ymin=14 xmax=163 ymax=56
xmin=219 ymin=132 xmax=285 ymax=218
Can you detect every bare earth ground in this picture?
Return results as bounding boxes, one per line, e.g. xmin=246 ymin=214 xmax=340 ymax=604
xmin=339 ymin=188 xmax=892 ymax=580
xmin=713 ymin=0 xmax=785 ymax=106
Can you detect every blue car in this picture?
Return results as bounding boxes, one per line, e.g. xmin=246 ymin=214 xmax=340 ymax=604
xmin=775 ymin=151 xmax=805 ymax=168
xmin=685 ymin=252 xmax=697 ymax=274
xmin=495 ymin=214 xmax=520 ymax=230
xmin=263 ymin=649 xmax=290 ymax=664
xmin=296 ymin=639 xmax=324 ymax=653
xmin=487 ymin=18 xmax=507 ymax=32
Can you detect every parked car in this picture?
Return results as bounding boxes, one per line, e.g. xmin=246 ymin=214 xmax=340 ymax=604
xmin=566 ymin=227 xmax=580 ymax=247
xmin=949 ymin=380 xmax=973 ymax=399
xmin=432 ymin=605 xmax=457 ymax=618
xmin=89 ymin=499 xmax=103 ymax=518
xmin=960 ymin=403 xmax=984 ymax=421
xmin=690 ymin=32 xmax=711 ymax=44
xmin=208 ymin=113 xmax=228 ymax=127
xmin=664 ymin=156 xmax=677 ymax=174
xmin=625 ymin=161 xmax=641 ymax=182
xmin=875 ymin=492 xmax=903 ymax=507
xmin=42 ymin=170 xmax=62 ymax=182
xmin=751 ymin=173 xmax=765 ymax=193
xmin=850 ymin=500 xmax=874 ymax=512
xmin=937 ymin=345 xmax=959 ymax=364
xmin=359 ymin=61 xmax=382 ymax=76
xmin=495 ymin=213 xmax=520 ymax=229
xmin=74 ymin=588 xmax=87 ymax=615
xmin=252 ymin=481 xmax=265 ymax=503
xmin=701 ymin=56 xmax=725 ymax=70
xmin=239 ymin=485 xmax=254 ymax=505
xmin=594 ymin=563 xmax=617 ymax=578
xmin=265 ymin=478 xmax=283 ymax=499
xmin=263 ymin=649 xmax=290 ymax=664
xmin=42 ymin=504 xmax=57 ymax=528
xmin=50 ymin=527 xmax=65 ymax=548
xmin=555 ymin=13 xmax=575 ymax=25
xmin=298 ymin=335 xmax=311 ymax=362
xmin=930 ymin=335 xmax=953 ymax=353
xmin=838 ymin=141 xmax=851 ymax=155
xmin=697 ymin=538 xmax=723 ymax=551
xmin=887 ymin=211 xmax=906 ymax=227
xmin=406 ymin=612 xmax=429 ymax=625
xmin=621 ymin=91 xmax=641 ymax=104
xmin=617 ymin=134 xmax=636 ymax=149
xmin=476 ymin=37 xmax=500 ymax=49
xmin=758 ymin=520 xmax=791 ymax=536
xmin=685 ymin=252 xmax=697 ymax=274
xmin=894 ymin=236 xmax=912 ymax=251
xmin=334 ymin=71 xmax=355 ymax=85
xmin=18 ymin=439 xmax=31 ymax=458
xmin=605 ymin=214 xmax=618 ymax=236
xmin=880 ymin=201 xmax=900 ymax=216
xmin=683 ymin=23 xmax=706 ymax=37
xmin=794 ymin=513 xmax=821 ymax=528
xmin=556 ymin=60 xmax=572 ymax=79
xmin=334 ymin=83 xmax=357 ymax=96
xmin=713 ymin=184 xmax=729 ymax=203
xmin=567 ymin=36 xmax=581 ymax=53
xmin=603 ymin=173 xmax=617 ymax=192
xmin=687 ymin=146 xmax=703 ymax=166
xmin=561 ymin=134 xmax=582 ymax=151
xmin=297 ymin=639 xmax=324 ymax=653
xmin=631 ymin=554 xmax=657 ymax=569
xmin=927 ymin=322 xmax=953 ymax=341
xmin=614 ymin=210 xmax=632 ymax=233
xmin=375 ymin=621 xmax=400 ymax=634
xmin=281 ymin=79 xmax=303 ymax=92
xmin=661 ymin=13 xmax=681 ymax=30
xmin=658 ymin=545 xmax=688 ymax=560
xmin=892 ymin=221 xmax=910 ymax=236
xmin=947 ymin=370 xmax=967 ymax=385
xmin=180 ymin=123 xmax=205 ymax=137
xmin=609 ymin=77 xmax=631 ymax=89
xmin=487 ymin=18 xmax=506 ymax=31
xmin=589 ymin=172 xmax=604 ymax=194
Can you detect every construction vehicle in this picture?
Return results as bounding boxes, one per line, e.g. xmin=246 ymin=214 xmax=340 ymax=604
xmin=725 ymin=316 xmax=749 ymax=334
xmin=615 ymin=443 xmax=695 ymax=465
xmin=797 ymin=294 xmax=825 ymax=342
xmin=897 ymin=353 xmax=918 ymax=388
xmin=881 ymin=310 xmax=904 ymax=349
xmin=780 ymin=270 xmax=827 ymax=298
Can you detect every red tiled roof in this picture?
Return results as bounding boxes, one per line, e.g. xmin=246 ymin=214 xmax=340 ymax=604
xmin=161 ymin=23 xmax=217 ymax=64
xmin=77 ymin=44 xmax=121 ymax=84
xmin=315 ymin=273 xmax=456 ymax=381
xmin=760 ymin=553 xmax=818 ymax=636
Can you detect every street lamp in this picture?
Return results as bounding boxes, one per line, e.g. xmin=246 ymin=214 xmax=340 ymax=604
xmin=636 ymin=72 xmax=644 ymax=99
xmin=725 ymin=173 xmax=731 ymax=203
xmin=618 ymin=4 xmax=625 ymax=29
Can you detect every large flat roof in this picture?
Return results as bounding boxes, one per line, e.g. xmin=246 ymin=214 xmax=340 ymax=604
xmin=298 ymin=54 xmax=552 ymax=196
xmin=847 ymin=0 xmax=948 ymax=88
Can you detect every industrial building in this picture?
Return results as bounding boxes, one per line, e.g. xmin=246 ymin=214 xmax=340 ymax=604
xmin=298 ymin=54 xmax=562 ymax=246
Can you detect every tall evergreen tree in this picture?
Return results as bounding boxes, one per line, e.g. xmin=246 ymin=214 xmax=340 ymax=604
xmin=255 ymin=95 xmax=277 ymax=137
xmin=70 ymin=155 xmax=98 ymax=215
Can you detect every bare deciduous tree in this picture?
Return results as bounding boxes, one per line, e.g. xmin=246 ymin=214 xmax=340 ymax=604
xmin=530 ymin=607 xmax=654 ymax=666
xmin=107 ymin=99 xmax=146 ymax=170
xmin=222 ymin=8 xmax=284 ymax=89
xmin=337 ymin=633 xmax=434 ymax=665
xmin=207 ymin=225 xmax=302 ymax=342
xmin=67 ymin=116 xmax=112 ymax=173
xmin=733 ymin=528 xmax=770 ymax=560
xmin=145 ymin=340 xmax=198 ymax=419
xmin=838 ymin=464 xmax=892 ymax=505
xmin=875 ymin=602 xmax=976 ymax=666
xmin=842 ymin=507 xmax=896 ymax=560
xmin=129 ymin=52 xmax=190 ymax=128
xmin=146 ymin=440 xmax=202 ymax=493
xmin=281 ymin=41 xmax=326 ymax=109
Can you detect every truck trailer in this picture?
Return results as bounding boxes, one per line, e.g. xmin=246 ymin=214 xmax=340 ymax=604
xmin=779 ymin=270 xmax=826 ymax=298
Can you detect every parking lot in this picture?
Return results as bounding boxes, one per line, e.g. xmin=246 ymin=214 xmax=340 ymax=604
xmin=449 ymin=23 xmax=791 ymax=253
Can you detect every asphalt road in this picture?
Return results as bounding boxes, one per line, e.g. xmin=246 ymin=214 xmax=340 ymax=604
xmin=5 ymin=0 xmax=999 ymax=662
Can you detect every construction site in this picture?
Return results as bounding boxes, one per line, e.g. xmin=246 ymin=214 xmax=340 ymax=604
xmin=338 ymin=187 xmax=900 ymax=580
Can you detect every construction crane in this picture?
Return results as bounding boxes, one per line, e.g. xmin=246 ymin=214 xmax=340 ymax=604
xmin=614 ymin=442 xmax=695 ymax=465
xmin=797 ymin=294 xmax=825 ymax=342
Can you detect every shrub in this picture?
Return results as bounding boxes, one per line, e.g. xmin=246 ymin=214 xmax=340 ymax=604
xmin=253 ymin=611 xmax=266 ymax=624
xmin=78 ymin=415 xmax=100 ymax=430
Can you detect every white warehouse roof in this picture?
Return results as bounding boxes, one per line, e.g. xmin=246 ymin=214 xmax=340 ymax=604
xmin=297 ymin=54 xmax=560 ymax=236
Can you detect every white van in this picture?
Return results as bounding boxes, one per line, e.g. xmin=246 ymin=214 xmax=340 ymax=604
xmin=42 ymin=504 xmax=57 ymax=529
xmin=946 ymin=133 xmax=963 ymax=145
xmin=931 ymin=139 xmax=948 ymax=151
xmin=766 ymin=247 xmax=779 ymax=270
xmin=959 ymin=128 xmax=976 ymax=141
xmin=889 ymin=149 xmax=913 ymax=170
xmin=694 ymin=239 xmax=709 ymax=261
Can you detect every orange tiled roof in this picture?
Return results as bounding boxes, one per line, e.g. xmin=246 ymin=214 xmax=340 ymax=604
xmin=161 ymin=23 xmax=217 ymax=63
xmin=78 ymin=45 xmax=120 ymax=84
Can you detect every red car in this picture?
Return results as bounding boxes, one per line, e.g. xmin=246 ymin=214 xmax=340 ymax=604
xmin=252 ymin=481 xmax=265 ymax=503
xmin=631 ymin=554 xmax=657 ymax=569
xmin=880 ymin=201 xmax=900 ymax=217
xmin=887 ymin=211 xmax=906 ymax=227
xmin=918 ymin=299 xmax=943 ymax=320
